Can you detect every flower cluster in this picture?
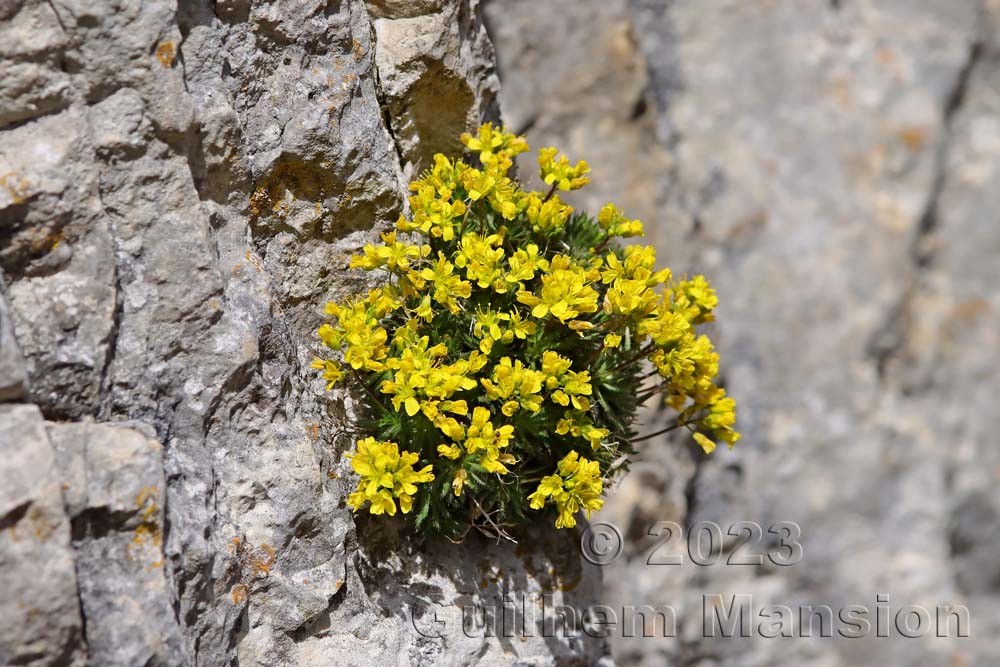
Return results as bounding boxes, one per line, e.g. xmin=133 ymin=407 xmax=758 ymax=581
xmin=314 ymin=124 xmax=739 ymax=538
xmin=528 ymin=451 xmax=604 ymax=529
xmin=346 ymin=438 xmax=435 ymax=516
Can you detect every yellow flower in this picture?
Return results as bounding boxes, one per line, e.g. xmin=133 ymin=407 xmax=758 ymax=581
xmin=488 ymin=177 xmax=524 ymax=220
xmin=551 ymin=369 xmax=593 ymax=411
xmin=435 ymin=414 xmax=466 ymax=441
xmin=506 ymin=310 xmax=537 ymax=340
xmin=474 ymin=308 xmax=509 ymax=355
xmin=538 ymin=147 xmax=591 ymax=191
xmin=419 ymin=252 xmax=472 ymax=314
xmin=597 ymin=203 xmax=644 ymax=237
xmin=674 ymin=275 xmax=718 ymax=324
xmin=464 ymin=407 xmax=515 ymax=474
xmin=403 ymin=184 xmax=468 ymax=241
xmin=461 ymin=168 xmax=496 ymax=201
xmin=380 ymin=371 xmax=426 ymax=416
xmin=454 ymin=232 xmax=506 ymax=290
xmin=652 ymin=333 xmax=719 ymax=396
xmin=695 ymin=386 xmax=740 ymax=447
xmin=415 ymin=294 xmax=434 ymax=321
xmin=505 ymin=243 xmax=549 ymax=285
xmin=437 ymin=443 xmax=462 ymax=459
xmin=460 ymin=122 xmax=529 ymax=163
xmin=480 ymin=357 xmax=545 ymax=415
xmin=320 ymin=288 xmax=405 ymax=372
xmin=540 ymin=350 xmax=573 ymax=389
xmin=350 ymin=231 xmax=430 ymax=272
xmin=317 ymin=323 xmax=341 ymax=348
xmin=604 ymin=278 xmax=658 ymax=316
xmin=452 ymin=468 xmax=468 ymax=496
xmin=556 ymin=412 xmax=609 ymax=450
xmin=693 ymin=432 xmax=716 ymax=454
xmin=310 ymin=357 xmax=343 ymax=390
xmin=346 ymin=438 xmax=434 ymax=515
xmin=602 ymin=245 xmax=669 ymax=285
xmin=516 ymin=254 xmax=598 ymax=322
xmin=527 ymin=451 xmax=604 ymax=528
xmin=343 ymin=325 xmax=388 ymax=371
xmin=525 ymin=192 xmax=572 ymax=234
xmin=410 ymin=153 xmax=467 ymax=197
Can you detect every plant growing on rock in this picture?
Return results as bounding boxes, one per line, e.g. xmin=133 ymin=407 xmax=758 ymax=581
xmin=312 ymin=124 xmax=739 ymax=540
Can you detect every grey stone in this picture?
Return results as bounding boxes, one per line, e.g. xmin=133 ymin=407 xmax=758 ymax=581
xmin=47 ymin=421 xmax=184 ymax=667
xmin=0 ymin=404 xmax=85 ymax=667
xmin=0 ymin=0 xmax=609 ymax=665
xmin=373 ymin=0 xmax=501 ymax=172
xmin=486 ymin=0 xmax=998 ymax=665
xmin=0 ymin=284 xmax=28 ymax=401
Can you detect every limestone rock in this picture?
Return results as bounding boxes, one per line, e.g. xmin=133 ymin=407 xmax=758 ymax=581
xmin=0 ymin=285 xmax=28 ymax=401
xmin=373 ymin=0 xmax=500 ymax=172
xmin=47 ymin=421 xmax=184 ymax=667
xmin=0 ymin=1 xmax=609 ymax=665
xmin=0 ymin=404 xmax=85 ymax=667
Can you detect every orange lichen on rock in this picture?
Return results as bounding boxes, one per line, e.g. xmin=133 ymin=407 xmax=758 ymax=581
xmin=231 ymin=583 xmax=249 ymax=604
xmin=249 ymin=543 xmax=276 ymax=576
xmin=0 ymin=172 xmax=29 ymax=204
xmin=156 ymin=41 xmax=176 ymax=68
xmin=129 ymin=486 xmax=164 ymax=567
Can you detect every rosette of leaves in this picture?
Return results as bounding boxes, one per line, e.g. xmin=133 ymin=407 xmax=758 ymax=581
xmin=312 ymin=124 xmax=739 ymax=540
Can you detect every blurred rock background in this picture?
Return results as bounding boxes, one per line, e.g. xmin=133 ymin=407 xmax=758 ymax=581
xmin=485 ymin=0 xmax=1000 ymax=665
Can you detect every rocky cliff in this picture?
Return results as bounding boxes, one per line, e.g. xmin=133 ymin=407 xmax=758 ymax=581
xmin=0 ymin=1 xmax=609 ymax=665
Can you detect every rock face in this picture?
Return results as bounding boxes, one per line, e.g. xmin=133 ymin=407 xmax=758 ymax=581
xmin=0 ymin=405 xmax=85 ymax=667
xmin=486 ymin=1 xmax=999 ymax=666
xmin=0 ymin=1 xmax=607 ymax=666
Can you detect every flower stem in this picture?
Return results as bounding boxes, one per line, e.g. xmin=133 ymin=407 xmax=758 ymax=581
xmin=630 ymin=419 xmax=689 ymax=443
xmin=612 ymin=343 xmax=654 ymax=372
xmin=351 ymin=368 xmax=389 ymax=413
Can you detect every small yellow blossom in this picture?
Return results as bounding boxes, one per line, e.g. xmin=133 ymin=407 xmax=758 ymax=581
xmin=461 ymin=168 xmax=496 ymax=202
xmin=556 ymin=412 xmax=609 ymax=450
xmin=597 ymin=203 xmax=644 ymax=237
xmin=461 ymin=122 xmax=529 ymax=163
xmin=452 ymin=468 xmax=469 ymax=496
xmin=480 ymin=357 xmax=545 ymax=415
xmin=346 ymin=438 xmax=434 ymax=515
xmin=551 ymin=369 xmax=593 ymax=411
xmin=540 ymin=350 xmax=573 ymax=389
xmin=674 ymin=275 xmax=719 ymax=324
xmin=464 ymin=407 xmax=516 ymax=474
xmin=310 ymin=358 xmax=343 ymax=390
xmin=604 ymin=278 xmax=658 ymax=316
xmin=693 ymin=432 xmax=716 ymax=454
xmin=528 ymin=451 xmax=604 ymax=528
xmin=350 ymin=231 xmax=430 ymax=272
xmin=420 ymin=253 xmax=472 ymax=314
xmin=437 ymin=443 xmax=462 ymax=459
xmin=505 ymin=243 xmax=549 ymax=286
xmin=454 ymin=232 xmax=506 ymax=290
xmin=538 ymin=147 xmax=591 ymax=191
xmin=516 ymin=254 xmax=599 ymax=322
xmin=525 ymin=192 xmax=572 ymax=235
